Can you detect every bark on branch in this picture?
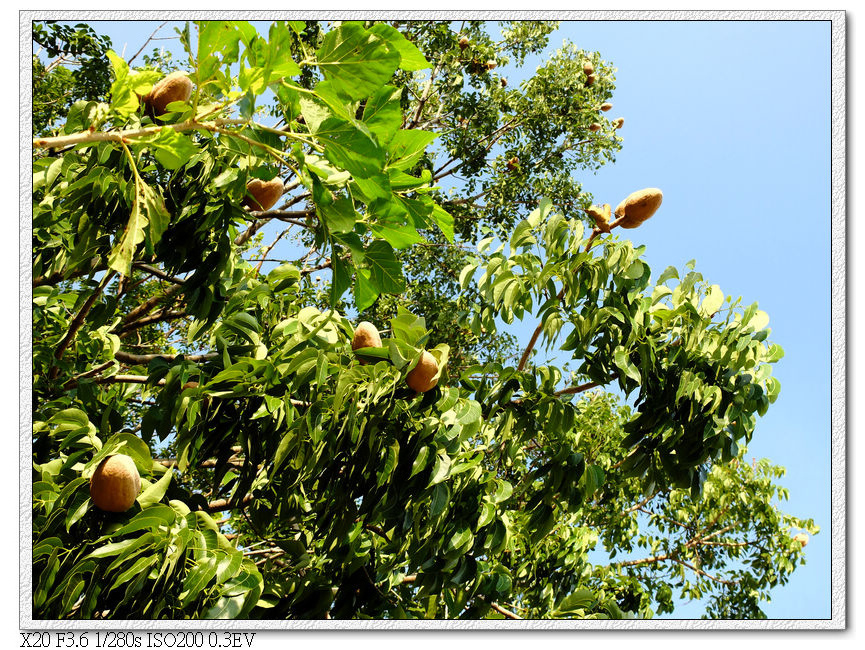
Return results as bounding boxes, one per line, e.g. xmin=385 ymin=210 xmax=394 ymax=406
xmin=33 ymin=118 xmax=247 ymax=150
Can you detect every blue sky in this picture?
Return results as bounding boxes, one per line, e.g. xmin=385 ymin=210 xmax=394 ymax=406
xmin=35 ymin=18 xmax=833 ymax=620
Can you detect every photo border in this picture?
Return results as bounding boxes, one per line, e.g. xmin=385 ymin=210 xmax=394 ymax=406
xmin=20 ymin=9 xmax=847 ymax=631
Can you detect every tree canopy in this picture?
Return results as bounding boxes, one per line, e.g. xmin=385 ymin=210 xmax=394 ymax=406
xmin=30 ymin=19 xmax=817 ymax=621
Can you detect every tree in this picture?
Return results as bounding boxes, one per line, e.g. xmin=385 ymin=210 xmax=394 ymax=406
xmin=31 ymin=19 xmax=817 ymax=620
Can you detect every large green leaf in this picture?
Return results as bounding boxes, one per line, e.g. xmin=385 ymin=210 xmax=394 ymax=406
xmin=316 ymin=24 xmax=400 ymax=100
xmin=317 ymin=117 xmax=386 ymax=179
xmin=364 ymin=240 xmax=406 ymax=294
xmin=368 ymin=23 xmax=430 ymax=71
xmin=362 ymin=85 xmax=403 ymax=146
xmin=137 ymin=468 xmax=173 ymax=509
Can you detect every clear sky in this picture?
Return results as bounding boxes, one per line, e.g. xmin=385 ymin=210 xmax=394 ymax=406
xmin=33 ymin=17 xmax=833 ymax=620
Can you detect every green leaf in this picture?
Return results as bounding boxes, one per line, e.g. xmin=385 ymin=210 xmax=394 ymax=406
xmin=410 ymin=446 xmax=431 ymax=479
xmin=387 ymin=129 xmax=438 ymax=170
xmin=87 ymin=538 xmax=141 ymax=559
xmin=657 ymin=265 xmax=679 ymax=285
xmin=107 ymin=183 xmax=148 ymax=276
xmin=477 ymin=501 xmax=496 ymax=529
xmin=491 ymin=479 xmax=513 ymax=504
xmin=362 ymin=85 xmax=403 ymax=146
xmin=429 ymin=482 xmax=450 ymax=518
xmin=431 ymin=204 xmax=455 ymax=243
xmin=700 ymin=284 xmax=724 ymax=317
xmin=614 ymin=347 xmax=641 ymax=386
xmin=137 ymin=467 xmax=173 ymax=509
xmin=320 ymin=197 xmax=359 ymax=234
xmin=510 ymin=220 xmax=537 ymax=250
xmin=317 ymin=117 xmax=386 ymax=179
xmin=353 ymin=268 xmax=379 ymax=312
xmin=139 ymin=128 xmax=198 ymax=171
xmin=181 ymin=556 xmax=219 ymax=606
xmin=316 ymin=24 xmax=401 ymax=100
xmin=365 ymin=240 xmax=406 ymax=294
xmin=368 ymin=23 xmax=431 ymax=71
xmin=371 ymin=222 xmax=423 ymax=250
xmin=623 ymin=260 xmax=645 ymax=280
xmin=429 ymin=452 xmax=452 ymax=486
xmin=102 ymin=504 xmax=176 ymax=539
xmin=330 ymin=250 xmax=351 ymax=304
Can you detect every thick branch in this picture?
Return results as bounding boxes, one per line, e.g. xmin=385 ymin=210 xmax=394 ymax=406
xmin=205 ymin=494 xmax=254 ymax=513
xmin=114 ymin=350 xmax=218 ymax=365
xmin=33 ymin=118 xmax=247 ymax=150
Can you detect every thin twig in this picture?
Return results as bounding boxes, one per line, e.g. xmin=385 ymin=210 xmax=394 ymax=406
xmin=127 ymin=21 xmax=169 ymax=64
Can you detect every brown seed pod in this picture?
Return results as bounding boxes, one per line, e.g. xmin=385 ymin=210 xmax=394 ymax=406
xmin=242 ymin=178 xmax=284 ymax=212
xmin=583 ymin=61 xmax=595 ymax=76
xmin=614 ymin=188 xmax=663 ymax=229
xmin=181 ymin=381 xmax=199 ymax=390
xmin=793 ymin=533 xmax=809 ymax=547
xmin=500 ymin=77 xmax=508 ymax=88
xmin=585 ymin=74 xmax=597 ymax=87
xmin=600 ymin=102 xmax=613 ymax=112
xmin=612 ymin=117 xmax=625 ymax=129
xmin=506 ymin=156 xmax=519 ymax=172
xmin=89 ymin=454 xmax=141 ymax=513
xmin=406 ymin=350 xmax=440 ymax=393
xmin=351 ymin=321 xmax=382 ymax=353
xmin=142 ymin=71 xmax=193 ymax=117
xmin=486 ymin=59 xmax=497 ymax=70
xmin=586 ymin=203 xmax=612 ymax=233
xmin=459 ymin=35 xmax=470 ymax=50
xmin=589 ymin=123 xmax=602 ymax=132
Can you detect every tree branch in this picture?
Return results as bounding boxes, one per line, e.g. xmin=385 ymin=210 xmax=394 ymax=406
xmin=117 ymin=309 xmax=188 ymax=337
xmin=517 ymin=286 xmax=565 ymax=372
xmin=114 ymin=350 xmax=218 ymax=365
xmin=121 ymin=282 xmax=184 ymax=327
xmin=554 ymin=381 xmax=600 ymax=397
xmin=33 ymin=117 xmax=247 ymax=150
xmin=205 ymin=493 xmax=254 ymax=513
xmin=126 ymin=21 xmax=169 ymax=64
xmin=487 ymin=600 xmax=523 ymax=620
xmin=50 ymin=270 xmax=117 ymax=378
xmin=132 ymin=262 xmax=186 ymax=285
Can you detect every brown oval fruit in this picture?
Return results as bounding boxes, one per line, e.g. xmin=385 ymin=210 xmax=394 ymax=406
xmin=143 ymin=71 xmax=193 ymax=117
xmin=600 ymin=102 xmax=613 ymax=112
xmin=500 ymin=77 xmax=508 ymax=88
xmin=459 ymin=35 xmax=470 ymax=49
xmin=506 ymin=156 xmax=519 ymax=172
xmin=406 ymin=350 xmax=440 ymax=393
xmin=243 ymin=178 xmax=284 ymax=212
xmin=583 ymin=61 xmax=595 ymax=76
xmin=614 ymin=188 xmax=663 ymax=229
xmin=585 ymin=74 xmax=597 ymax=87
xmin=90 ymin=454 xmax=141 ymax=513
xmin=589 ymin=123 xmax=602 ymax=132
xmin=351 ymin=321 xmax=382 ymax=352
xmin=486 ymin=59 xmax=497 ymax=70
xmin=612 ymin=117 xmax=625 ymax=129
xmin=793 ymin=533 xmax=809 ymax=547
